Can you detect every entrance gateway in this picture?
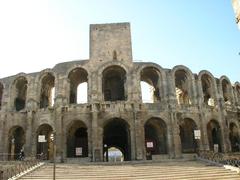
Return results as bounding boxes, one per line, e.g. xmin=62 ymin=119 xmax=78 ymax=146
xmin=1 ymin=22 xmax=239 ymax=162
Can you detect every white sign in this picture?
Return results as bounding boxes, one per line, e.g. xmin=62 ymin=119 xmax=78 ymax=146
xmin=146 ymin=142 xmax=154 ymax=148
xmin=194 ymin=130 xmax=201 ymax=139
xmin=38 ymin=135 xmax=46 ymax=142
xmin=75 ymin=147 xmax=82 ymax=156
xmin=214 ymin=144 xmax=219 ymax=153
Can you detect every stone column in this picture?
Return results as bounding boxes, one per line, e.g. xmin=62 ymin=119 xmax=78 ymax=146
xmin=54 ymin=107 xmax=64 ymax=162
xmin=171 ymin=113 xmax=182 ymax=158
xmin=134 ymin=111 xmax=145 ymax=160
xmin=24 ymin=111 xmax=35 ymax=157
xmin=91 ymin=104 xmax=102 ymax=161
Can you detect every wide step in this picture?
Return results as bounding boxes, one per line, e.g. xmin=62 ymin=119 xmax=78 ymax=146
xmin=20 ymin=160 xmax=240 ymax=180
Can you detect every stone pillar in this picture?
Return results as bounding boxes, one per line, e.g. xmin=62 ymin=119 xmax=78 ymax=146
xmin=91 ymin=104 xmax=102 ymax=161
xmin=54 ymin=107 xmax=63 ymax=162
xmin=134 ymin=111 xmax=145 ymax=160
xmin=171 ymin=113 xmax=182 ymax=158
xmin=0 ymin=114 xmax=4 ymax=154
xmin=24 ymin=111 xmax=35 ymax=157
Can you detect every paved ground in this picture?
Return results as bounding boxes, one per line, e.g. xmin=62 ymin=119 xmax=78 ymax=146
xmin=20 ymin=160 xmax=240 ymax=180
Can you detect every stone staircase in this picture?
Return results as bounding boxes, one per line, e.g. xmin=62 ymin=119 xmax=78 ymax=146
xmin=19 ymin=160 xmax=240 ymax=180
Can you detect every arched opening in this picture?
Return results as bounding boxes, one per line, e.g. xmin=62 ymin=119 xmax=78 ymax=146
xmin=77 ymin=82 xmax=87 ymax=104
xmin=103 ymin=118 xmax=131 ymax=161
xmin=201 ymin=74 xmax=215 ymax=106
xmin=40 ymin=73 xmax=55 ymax=108
xmin=235 ymin=85 xmax=240 ymax=103
xmin=207 ymin=120 xmax=222 ymax=152
xmin=140 ymin=67 xmax=161 ymax=103
xmin=175 ymin=70 xmax=191 ymax=105
xmin=36 ymin=124 xmax=53 ymax=160
xmin=8 ymin=126 xmax=25 ymax=160
xmin=68 ymin=68 xmax=88 ymax=104
xmin=0 ymin=82 xmax=3 ymax=110
xmin=13 ymin=77 xmax=27 ymax=111
xmin=144 ymin=118 xmax=167 ymax=157
xmin=102 ymin=66 xmax=126 ymax=101
xmin=67 ymin=121 xmax=88 ymax=157
xmin=229 ymin=123 xmax=240 ymax=152
xmin=222 ymin=79 xmax=232 ymax=105
xmin=104 ymin=146 xmax=124 ymax=162
xmin=179 ymin=118 xmax=198 ymax=153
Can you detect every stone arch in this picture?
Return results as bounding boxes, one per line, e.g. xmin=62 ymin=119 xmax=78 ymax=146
xmin=234 ymin=82 xmax=240 ymax=104
xmin=11 ymin=76 xmax=28 ymax=111
xmin=103 ymin=118 xmax=131 ymax=161
xmin=66 ymin=120 xmax=88 ymax=158
xmin=102 ymin=65 xmax=127 ymax=101
xmin=36 ymin=124 xmax=54 ymax=160
xmin=229 ymin=122 xmax=240 ymax=152
xmin=144 ymin=117 xmax=168 ymax=155
xmin=0 ymin=81 xmax=3 ymax=110
xmin=139 ymin=66 xmax=163 ymax=103
xmin=220 ymin=76 xmax=234 ymax=105
xmin=68 ymin=67 xmax=88 ymax=104
xmin=198 ymin=71 xmax=216 ymax=106
xmin=8 ymin=126 xmax=25 ymax=160
xmin=39 ymin=72 xmax=55 ymax=108
xmin=207 ymin=119 xmax=223 ymax=152
xmin=172 ymin=66 xmax=194 ymax=105
xmin=179 ymin=118 xmax=198 ymax=153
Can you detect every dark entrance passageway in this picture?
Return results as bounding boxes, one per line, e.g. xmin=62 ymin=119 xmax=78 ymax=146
xmin=103 ymin=118 xmax=131 ymax=161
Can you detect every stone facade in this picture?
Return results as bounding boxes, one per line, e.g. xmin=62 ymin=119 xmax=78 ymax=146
xmin=233 ymin=0 xmax=240 ymax=29
xmin=0 ymin=22 xmax=239 ymax=162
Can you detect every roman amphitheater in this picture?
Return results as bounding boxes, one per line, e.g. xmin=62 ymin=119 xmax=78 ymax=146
xmin=0 ymin=22 xmax=239 ymax=163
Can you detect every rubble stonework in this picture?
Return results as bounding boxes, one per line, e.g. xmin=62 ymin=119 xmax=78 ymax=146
xmin=0 ymin=23 xmax=239 ymax=162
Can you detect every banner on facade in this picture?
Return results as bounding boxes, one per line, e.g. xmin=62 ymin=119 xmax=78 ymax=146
xmin=38 ymin=135 xmax=46 ymax=142
xmin=194 ymin=130 xmax=201 ymax=139
xmin=76 ymin=147 xmax=82 ymax=156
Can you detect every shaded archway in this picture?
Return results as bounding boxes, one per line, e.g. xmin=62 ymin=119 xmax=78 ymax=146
xmin=67 ymin=120 xmax=88 ymax=157
xmin=0 ymin=82 xmax=3 ymax=110
xmin=207 ymin=120 xmax=222 ymax=152
xmin=144 ymin=118 xmax=167 ymax=155
xmin=222 ymin=79 xmax=232 ymax=105
xmin=140 ymin=67 xmax=161 ymax=103
xmin=68 ymin=68 xmax=88 ymax=104
xmin=102 ymin=66 xmax=126 ymax=101
xmin=175 ymin=70 xmax=191 ymax=105
xmin=36 ymin=124 xmax=53 ymax=160
xmin=103 ymin=118 xmax=131 ymax=161
xmin=8 ymin=126 xmax=25 ymax=160
xmin=179 ymin=118 xmax=198 ymax=153
xmin=235 ymin=84 xmax=240 ymax=104
xmin=201 ymin=74 xmax=215 ymax=106
xmin=229 ymin=122 xmax=240 ymax=152
xmin=13 ymin=77 xmax=28 ymax=111
xmin=40 ymin=73 xmax=55 ymax=108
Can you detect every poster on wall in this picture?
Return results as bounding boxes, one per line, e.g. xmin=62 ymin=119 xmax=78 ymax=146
xmin=38 ymin=135 xmax=46 ymax=142
xmin=194 ymin=130 xmax=201 ymax=139
xmin=146 ymin=141 xmax=154 ymax=148
xmin=75 ymin=147 xmax=82 ymax=156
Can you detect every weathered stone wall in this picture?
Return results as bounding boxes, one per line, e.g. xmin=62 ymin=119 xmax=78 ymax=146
xmin=0 ymin=23 xmax=239 ymax=162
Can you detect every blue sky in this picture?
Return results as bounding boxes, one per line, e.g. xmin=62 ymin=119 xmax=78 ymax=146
xmin=0 ymin=0 xmax=239 ymax=83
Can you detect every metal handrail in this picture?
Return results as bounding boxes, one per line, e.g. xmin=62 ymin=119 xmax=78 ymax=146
xmin=0 ymin=157 xmax=41 ymax=180
xmin=197 ymin=150 xmax=240 ymax=168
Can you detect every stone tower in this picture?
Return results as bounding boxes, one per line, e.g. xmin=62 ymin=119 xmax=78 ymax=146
xmin=90 ymin=22 xmax=132 ymax=62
